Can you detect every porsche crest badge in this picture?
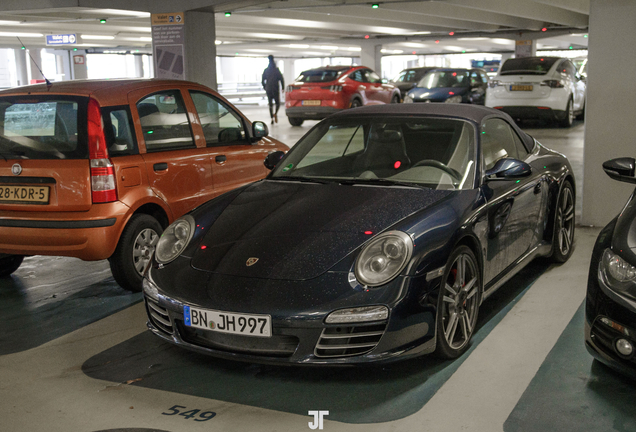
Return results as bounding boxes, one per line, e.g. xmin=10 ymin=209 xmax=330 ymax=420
xmin=246 ymin=257 xmax=259 ymax=266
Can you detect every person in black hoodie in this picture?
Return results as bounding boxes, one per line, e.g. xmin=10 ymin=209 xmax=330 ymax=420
xmin=261 ymin=55 xmax=285 ymax=124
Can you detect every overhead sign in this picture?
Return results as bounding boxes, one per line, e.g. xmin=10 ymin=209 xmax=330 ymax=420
xmin=46 ymin=34 xmax=77 ymax=46
xmin=151 ymin=12 xmax=185 ymax=80
xmin=151 ymin=13 xmax=184 ymax=26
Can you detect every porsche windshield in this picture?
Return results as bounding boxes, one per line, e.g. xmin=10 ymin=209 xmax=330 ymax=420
xmin=271 ymin=117 xmax=476 ymax=190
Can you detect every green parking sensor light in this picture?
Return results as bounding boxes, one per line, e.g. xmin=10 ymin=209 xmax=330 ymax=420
xmin=225 ymin=12 xmax=231 ymax=17
xmin=372 ymin=4 xmax=379 ymax=8
xmin=100 ymin=18 xmax=107 ymax=23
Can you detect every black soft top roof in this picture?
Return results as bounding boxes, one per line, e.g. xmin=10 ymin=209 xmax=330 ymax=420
xmin=329 ymin=103 xmax=535 ymax=150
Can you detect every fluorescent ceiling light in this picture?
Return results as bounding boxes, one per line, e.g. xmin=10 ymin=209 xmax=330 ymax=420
xmin=458 ymin=37 xmax=488 ymax=41
xmin=444 ymin=46 xmax=465 ymax=52
xmin=247 ymin=33 xmax=300 ymax=40
xmin=81 ymin=35 xmax=115 ymax=40
xmin=491 ymin=38 xmax=513 ymax=45
xmin=344 ymin=47 xmax=362 ymax=51
xmin=319 ymin=45 xmax=338 ymax=50
xmin=89 ymin=9 xmax=151 ymax=17
xmin=244 ymin=49 xmax=272 ymax=53
xmin=138 ymin=37 xmax=152 ymax=42
xmin=401 ymin=42 xmax=427 ymax=48
xmin=0 ymin=20 xmax=21 ymax=25
xmin=215 ymin=40 xmax=222 ymax=45
xmin=381 ymin=49 xmax=403 ymax=54
xmin=0 ymin=32 xmax=42 ymax=37
xmin=286 ymin=44 xmax=310 ymax=48
xmin=412 ymin=31 xmax=432 ymax=35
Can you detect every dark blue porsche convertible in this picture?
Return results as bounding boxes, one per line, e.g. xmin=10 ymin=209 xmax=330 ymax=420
xmin=142 ymin=104 xmax=575 ymax=365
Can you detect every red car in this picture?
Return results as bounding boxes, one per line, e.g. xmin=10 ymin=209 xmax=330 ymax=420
xmin=285 ymin=65 xmax=401 ymax=126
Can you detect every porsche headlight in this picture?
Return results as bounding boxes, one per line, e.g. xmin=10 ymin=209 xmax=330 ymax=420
xmin=404 ymin=94 xmax=414 ymax=103
xmin=599 ymin=249 xmax=636 ymax=295
xmin=444 ymin=95 xmax=463 ymax=103
xmin=155 ymin=215 xmax=196 ymax=264
xmin=355 ymin=231 xmax=413 ymax=287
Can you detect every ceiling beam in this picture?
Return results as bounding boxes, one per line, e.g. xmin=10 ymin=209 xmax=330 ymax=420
xmin=442 ymin=0 xmax=588 ymax=27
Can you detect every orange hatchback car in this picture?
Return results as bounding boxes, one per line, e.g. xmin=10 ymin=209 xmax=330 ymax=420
xmin=0 ymin=79 xmax=288 ymax=291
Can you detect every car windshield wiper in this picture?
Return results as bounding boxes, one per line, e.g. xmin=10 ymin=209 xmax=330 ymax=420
xmin=0 ymin=150 xmax=26 ymax=161
xmin=339 ymin=178 xmax=428 ymax=189
xmin=270 ymin=175 xmax=332 ymax=184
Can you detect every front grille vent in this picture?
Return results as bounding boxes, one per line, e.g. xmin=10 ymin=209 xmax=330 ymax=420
xmin=146 ymin=299 xmax=173 ymax=335
xmin=314 ymin=323 xmax=386 ymax=358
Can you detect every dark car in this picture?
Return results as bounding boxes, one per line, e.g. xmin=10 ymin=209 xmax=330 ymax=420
xmin=142 ymin=104 xmax=575 ymax=365
xmin=284 ymin=65 xmax=400 ymax=126
xmin=390 ymin=67 xmax=436 ymax=100
xmin=404 ymin=68 xmax=489 ymax=105
xmin=585 ymin=157 xmax=636 ymax=379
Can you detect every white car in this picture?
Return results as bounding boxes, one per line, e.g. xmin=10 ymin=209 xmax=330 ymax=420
xmin=485 ymin=56 xmax=586 ymax=127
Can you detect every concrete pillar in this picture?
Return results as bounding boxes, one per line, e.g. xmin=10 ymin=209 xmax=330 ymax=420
xmin=282 ymin=58 xmax=294 ymax=88
xmin=582 ymin=0 xmax=636 ymax=226
xmin=72 ymin=50 xmax=88 ymax=80
xmin=28 ymin=48 xmax=44 ymax=82
xmin=184 ymin=10 xmax=217 ymax=90
xmin=360 ymin=40 xmax=382 ymax=74
xmin=146 ymin=54 xmax=154 ymax=78
xmin=134 ymin=55 xmax=144 ymax=77
xmin=14 ymin=48 xmax=28 ymax=86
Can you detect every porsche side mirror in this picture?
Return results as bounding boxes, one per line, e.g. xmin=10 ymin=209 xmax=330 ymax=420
xmin=485 ymin=158 xmax=532 ymax=181
xmin=264 ymin=150 xmax=286 ymax=170
xmin=251 ymin=121 xmax=269 ymax=142
xmin=603 ymin=157 xmax=636 ymax=184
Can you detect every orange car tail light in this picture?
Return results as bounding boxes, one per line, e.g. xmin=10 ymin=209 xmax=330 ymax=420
xmin=87 ymin=98 xmax=117 ymax=203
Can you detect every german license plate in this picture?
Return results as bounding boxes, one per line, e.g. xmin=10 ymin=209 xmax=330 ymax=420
xmin=510 ymin=85 xmax=533 ymax=91
xmin=183 ymin=305 xmax=272 ymax=337
xmin=302 ymin=100 xmax=321 ymax=106
xmin=0 ymin=185 xmax=49 ymax=204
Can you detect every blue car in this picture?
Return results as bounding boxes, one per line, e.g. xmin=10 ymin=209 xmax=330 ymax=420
xmin=142 ymin=104 xmax=574 ymax=365
xmin=404 ymin=68 xmax=489 ymax=105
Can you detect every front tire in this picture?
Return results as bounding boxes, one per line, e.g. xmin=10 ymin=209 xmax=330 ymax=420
xmin=0 ymin=255 xmax=24 ymax=277
xmin=390 ymin=94 xmax=400 ymax=104
xmin=288 ymin=117 xmax=304 ymax=126
xmin=551 ymin=181 xmax=575 ymax=263
xmin=435 ymin=246 xmax=481 ymax=359
xmin=350 ymin=99 xmax=362 ymax=109
xmin=109 ymin=214 xmax=162 ymax=292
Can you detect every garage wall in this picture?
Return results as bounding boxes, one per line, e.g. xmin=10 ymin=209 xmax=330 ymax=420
xmin=582 ymin=0 xmax=636 ymax=226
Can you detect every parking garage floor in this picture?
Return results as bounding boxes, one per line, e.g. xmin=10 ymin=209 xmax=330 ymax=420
xmin=2 ymin=105 xmax=635 ymax=432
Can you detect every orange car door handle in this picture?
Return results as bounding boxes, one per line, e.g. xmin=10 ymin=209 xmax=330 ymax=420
xmin=153 ymin=163 xmax=168 ymax=172
xmin=215 ymin=155 xmax=227 ymax=163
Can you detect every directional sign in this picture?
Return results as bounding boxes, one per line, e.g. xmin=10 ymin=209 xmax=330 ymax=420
xmin=46 ymin=34 xmax=77 ymax=46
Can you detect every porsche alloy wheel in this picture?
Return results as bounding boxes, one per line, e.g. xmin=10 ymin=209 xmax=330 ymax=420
xmin=552 ymin=181 xmax=575 ymax=262
xmin=436 ymin=246 xmax=481 ymax=359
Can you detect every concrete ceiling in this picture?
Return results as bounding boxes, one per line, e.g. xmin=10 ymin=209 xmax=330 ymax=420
xmin=0 ymin=0 xmax=589 ymax=57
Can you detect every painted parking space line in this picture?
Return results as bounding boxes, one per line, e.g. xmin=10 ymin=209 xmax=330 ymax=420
xmin=504 ymin=302 xmax=636 ymax=432
xmin=378 ymin=227 xmax=600 ymax=432
xmin=0 ymin=256 xmax=142 ymax=355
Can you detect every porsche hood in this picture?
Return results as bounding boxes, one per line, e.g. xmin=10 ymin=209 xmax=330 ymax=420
xmin=190 ymin=180 xmax=452 ymax=280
